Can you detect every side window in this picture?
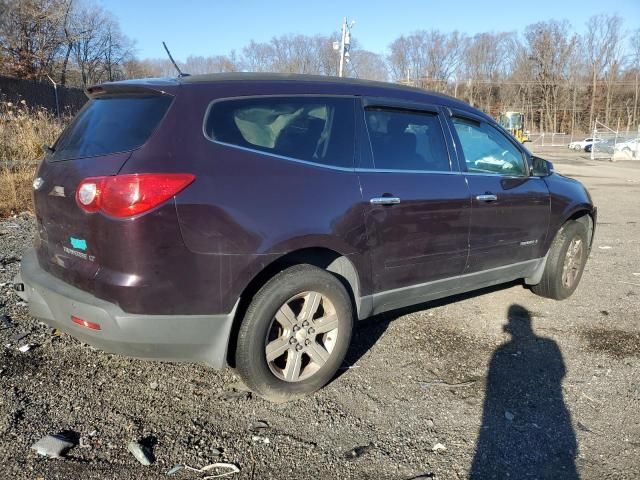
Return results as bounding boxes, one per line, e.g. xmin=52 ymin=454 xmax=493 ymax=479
xmin=205 ymin=96 xmax=354 ymax=168
xmin=364 ymin=108 xmax=450 ymax=172
xmin=452 ymin=118 xmax=527 ymax=176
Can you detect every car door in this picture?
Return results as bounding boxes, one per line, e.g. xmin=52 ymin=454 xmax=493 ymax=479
xmin=357 ymin=99 xmax=471 ymax=295
xmin=447 ymin=111 xmax=550 ymax=273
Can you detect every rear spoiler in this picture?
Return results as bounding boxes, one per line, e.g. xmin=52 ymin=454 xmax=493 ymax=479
xmin=85 ymin=82 xmax=176 ymax=99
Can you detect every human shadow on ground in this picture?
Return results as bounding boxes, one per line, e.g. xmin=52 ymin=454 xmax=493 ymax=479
xmin=470 ymin=304 xmax=578 ymax=479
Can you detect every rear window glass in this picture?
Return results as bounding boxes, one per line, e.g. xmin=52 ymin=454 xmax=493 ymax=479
xmin=205 ymin=96 xmax=355 ymax=168
xmin=51 ymin=95 xmax=173 ymax=161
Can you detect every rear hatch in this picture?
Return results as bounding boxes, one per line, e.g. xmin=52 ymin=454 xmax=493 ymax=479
xmin=33 ymin=85 xmax=174 ymax=290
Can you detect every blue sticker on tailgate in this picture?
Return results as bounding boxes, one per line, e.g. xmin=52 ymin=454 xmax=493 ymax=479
xmin=69 ymin=237 xmax=87 ymax=251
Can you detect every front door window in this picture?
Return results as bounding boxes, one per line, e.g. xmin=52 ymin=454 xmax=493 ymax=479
xmin=452 ymin=118 xmax=526 ymax=176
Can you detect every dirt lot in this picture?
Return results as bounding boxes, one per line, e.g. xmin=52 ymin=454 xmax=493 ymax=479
xmin=0 ymin=147 xmax=639 ymax=479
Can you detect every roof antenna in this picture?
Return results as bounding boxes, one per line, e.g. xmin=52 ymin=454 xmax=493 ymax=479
xmin=162 ymin=41 xmax=189 ymax=77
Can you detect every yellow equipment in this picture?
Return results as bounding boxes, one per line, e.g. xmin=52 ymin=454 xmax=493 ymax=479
xmin=498 ymin=111 xmax=529 ymax=143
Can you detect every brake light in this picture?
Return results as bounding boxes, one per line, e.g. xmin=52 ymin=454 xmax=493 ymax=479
xmin=76 ymin=173 xmax=195 ymax=218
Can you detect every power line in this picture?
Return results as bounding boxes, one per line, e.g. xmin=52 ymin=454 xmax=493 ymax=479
xmin=398 ymin=78 xmax=640 ymax=87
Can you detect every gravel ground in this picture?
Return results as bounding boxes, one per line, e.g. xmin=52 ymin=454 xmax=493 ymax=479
xmin=0 ymin=148 xmax=639 ymax=479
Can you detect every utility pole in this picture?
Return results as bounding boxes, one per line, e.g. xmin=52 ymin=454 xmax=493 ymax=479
xmin=337 ymin=17 xmax=355 ymax=77
xmin=338 ymin=18 xmax=346 ymax=77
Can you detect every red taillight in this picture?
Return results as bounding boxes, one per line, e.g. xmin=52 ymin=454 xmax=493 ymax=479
xmin=71 ymin=315 xmax=101 ymax=331
xmin=75 ymin=173 xmax=195 ymax=218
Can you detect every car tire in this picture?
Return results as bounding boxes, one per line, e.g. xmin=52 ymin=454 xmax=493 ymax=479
xmin=531 ymin=220 xmax=589 ymax=300
xmin=235 ymin=264 xmax=353 ymax=402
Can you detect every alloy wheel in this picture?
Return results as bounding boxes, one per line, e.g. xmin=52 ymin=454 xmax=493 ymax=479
xmin=561 ymin=237 xmax=584 ymax=288
xmin=264 ymin=291 xmax=339 ymax=382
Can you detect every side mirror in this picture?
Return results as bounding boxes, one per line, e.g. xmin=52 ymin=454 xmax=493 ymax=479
xmin=531 ymin=156 xmax=553 ymax=176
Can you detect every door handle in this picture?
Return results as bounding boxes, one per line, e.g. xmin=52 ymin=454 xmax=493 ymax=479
xmin=370 ymin=196 xmax=401 ymax=206
xmin=476 ymin=194 xmax=498 ymax=202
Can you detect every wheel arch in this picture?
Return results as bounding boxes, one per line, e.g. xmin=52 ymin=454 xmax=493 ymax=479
xmin=226 ymin=247 xmax=361 ymax=366
xmin=567 ymin=208 xmax=595 ymax=249
xmin=527 ymin=208 xmax=595 ymax=286
xmin=547 ymin=205 xmax=595 ymax=252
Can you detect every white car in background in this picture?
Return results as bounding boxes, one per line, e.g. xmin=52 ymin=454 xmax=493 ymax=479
xmin=568 ymin=138 xmax=598 ymax=150
xmin=614 ymin=138 xmax=640 ymax=157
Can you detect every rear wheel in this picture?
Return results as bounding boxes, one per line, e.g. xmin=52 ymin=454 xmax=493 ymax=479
xmin=531 ymin=220 xmax=589 ymax=300
xmin=235 ymin=264 xmax=353 ymax=402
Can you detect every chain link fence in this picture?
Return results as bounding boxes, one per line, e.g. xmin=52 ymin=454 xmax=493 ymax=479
xmin=591 ymin=121 xmax=640 ymax=160
xmin=0 ymin=75 xmax=87 ymax=115
xmin=527 ymin=132 xmax=570 ymax=148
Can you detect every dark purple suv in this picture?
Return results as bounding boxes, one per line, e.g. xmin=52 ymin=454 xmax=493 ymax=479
xmin=15 ymin=73 xmax=596 ymax=401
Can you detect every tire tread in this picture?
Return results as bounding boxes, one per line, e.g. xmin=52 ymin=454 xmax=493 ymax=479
xmin=235 ymin=264 xmax=352 ymax=402
xmin=531 ymin=220 xmax=588 ymax=300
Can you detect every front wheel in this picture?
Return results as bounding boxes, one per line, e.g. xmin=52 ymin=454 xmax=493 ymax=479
xmin=531 ymin=220 xmax=589 ymax=300
xmin=235 ymin=264 xmax=353 ymax=402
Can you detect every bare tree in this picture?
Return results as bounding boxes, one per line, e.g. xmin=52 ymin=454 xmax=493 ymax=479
xmin=102 ymin=19 xmax=134 ymax=82
xmin=240 ymin=34 xmax=338 ymax=75
xmin=584 ymin=14 xmax=624 ymax=128
xmin=524 ymin=21 xmax=577 ymax=132
xmin=388 ymin=30 xmax=466 ymax=91
xmin=315 ymin=33 xmax=341 ymax=76
xmin=271 ymin=34 xmax=316 ymax=73
xmin=349 ymin=50 xmax=388 ymax=82
xmin=65 ymin=3 xmax=136 ymax=87
xmin=71 ymin=5 xmax=108 ymax=86
xmin=58 ymin=0 xmax=75 ymax=85
xmin=2 ymin=1 xmax=638 ymax=134
xmin=628 ymin=29 xmax=640 ymax=128
xmin=182 ymin=54 xmax=237 ymax=74
xmin=143 ymin=58 xmax=179 ymax=77
xmin=462 ymin=32 xmax=517 ymax=109
xmin=382 ymin=18 xmax=638 ymax=133
xmin=0 ymin=0 xmax=68 ymax=79
xmin=121 ymin=58 xmax=160 ymax=79
xmin=241 ymin=40 xmax=275 ymax=72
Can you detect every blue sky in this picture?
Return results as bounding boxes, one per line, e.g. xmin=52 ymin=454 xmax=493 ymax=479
xmin=102 ymin=0 xmax=640 ymax=61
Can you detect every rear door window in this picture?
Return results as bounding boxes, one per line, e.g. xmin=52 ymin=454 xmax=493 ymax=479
xmin=51 ymin=95 xmax=173 ymax=161
xmin=364 ymin=108 xmax=451 ymax=172
xmin=205 ymin=96 xmax=355 ymax=168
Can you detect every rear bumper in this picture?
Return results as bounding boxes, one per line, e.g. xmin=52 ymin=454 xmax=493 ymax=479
xmin=15 ymin=248 xmax=237 ymax=368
